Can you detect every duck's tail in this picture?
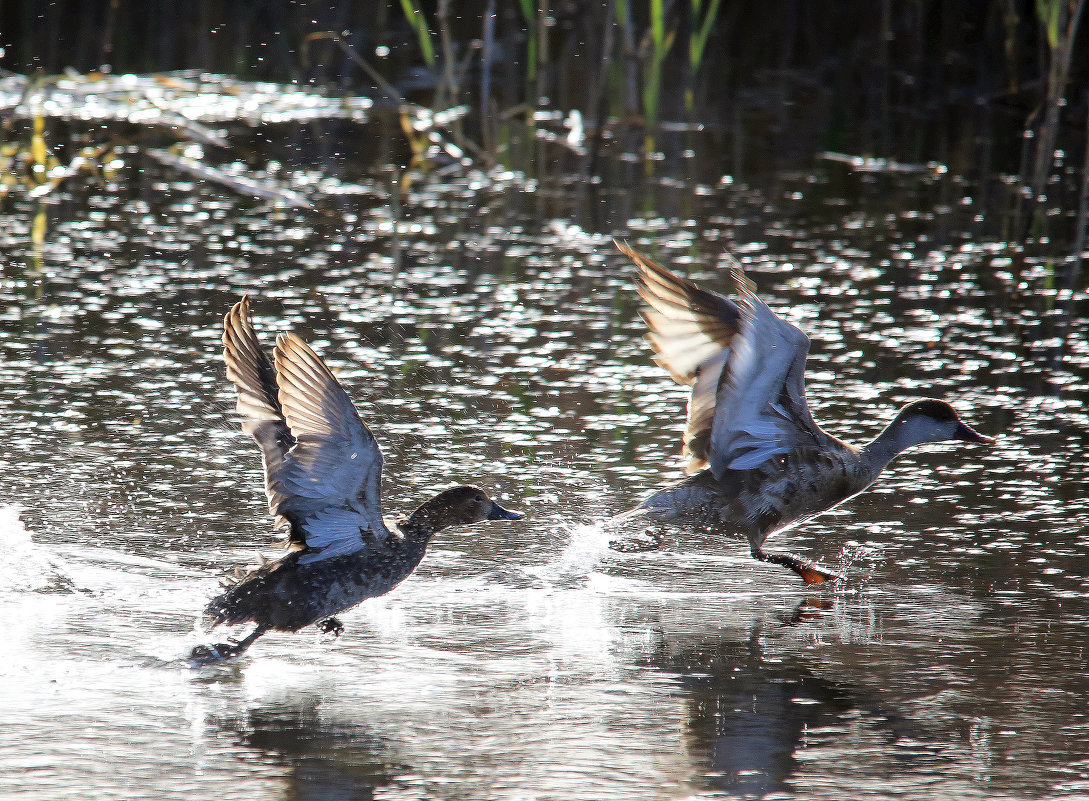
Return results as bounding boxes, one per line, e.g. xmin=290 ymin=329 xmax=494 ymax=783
xmin=189 ymin=624 xmax=270 ymax=664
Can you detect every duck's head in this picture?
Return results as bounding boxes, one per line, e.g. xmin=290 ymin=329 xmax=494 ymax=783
xmin=441 ymin=485 xmax=526 ymax=524
xmin=889 ymin=399 xmax=994 ymax=447
xmin=403 ymin=485 xmax=525 ymax=535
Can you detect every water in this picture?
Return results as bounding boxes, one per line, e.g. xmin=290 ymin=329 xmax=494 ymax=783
xmin=1 ymin=144 xmax=1088 ymax=800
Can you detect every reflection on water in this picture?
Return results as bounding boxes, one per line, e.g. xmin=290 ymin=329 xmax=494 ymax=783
xmin=652 ymin=619 xmax=857 ymax=797
xmin=213 ymin=698 xmax=403 ymax=801
xmin=1 ymin=157 xmax=1088 ymax=800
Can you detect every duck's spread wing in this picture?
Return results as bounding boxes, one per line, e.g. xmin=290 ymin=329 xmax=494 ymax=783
xmin=222 ymin=296 xmax=298 ymax=533
xmin=621 ymin=242 xmax=824 ymax=478
xmin=222 ymin=297 xmax=388 ymax=562
xmin=622 ymin=241 xmax=744 ymax=474
xmin=706 ymin=262 xmax=824 ymax=476
xmin=273 ymin=332 xmax=390 ymax=561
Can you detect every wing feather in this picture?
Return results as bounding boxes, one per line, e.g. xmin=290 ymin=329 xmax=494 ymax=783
xmin=221 ymin=298 xmax=391 ymax=562
xmin=706 ymin=262 xmax=826 ymax=476
xmin=618 ymin=241 xmax=827 ymax=478
xmin=619 ymin=240 xmax=742 ymax=473
xmin=222 ymin=296 xmax=297 ymax=534
xmin=294 ymin=509 xmax=373 ymax=565
xmin=273 ymin=332 xmax=386 ymax=512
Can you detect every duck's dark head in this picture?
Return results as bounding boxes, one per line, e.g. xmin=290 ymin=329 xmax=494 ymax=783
xmin=402 ymin=485 xmax=525 ymax=536
xmin=890 ymin=399 xmax=994 ymax=447
xmin=440 ymin=485 xmax=526 ymax=524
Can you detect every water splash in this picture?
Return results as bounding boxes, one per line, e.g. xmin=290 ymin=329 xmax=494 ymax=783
xmin=0 ymin=505 xmax=81 ymax=594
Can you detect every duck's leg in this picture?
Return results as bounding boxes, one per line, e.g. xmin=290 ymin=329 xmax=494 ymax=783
xmin=751 ymin=545 xmax=843 ymax=586
xmin=190 ymin=624 xmax=270 ymax=663
xmin=317 ymin=617 xmax=344 ymax=636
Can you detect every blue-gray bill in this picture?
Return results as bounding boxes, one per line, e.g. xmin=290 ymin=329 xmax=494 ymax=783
xmin=488 ymin=501 xmax=525 ymax=520
xmin=954 ymin=421 xmax=994 ymax=444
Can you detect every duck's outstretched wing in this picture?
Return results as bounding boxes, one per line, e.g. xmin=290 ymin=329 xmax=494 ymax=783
xmin=621 ymin=242 xmax=825 ymax=478
xmin=273 ymin=332 xmax=392 ymax=560
xmin=708 ymin=262 xmax=826 ymax=475
xmin=222 ymin=298 xmax=390 ymax=563
xmin=222 ymin=296 xmax=297 ymax=533
xmin=623 ymin=240 xmax=743 ymax=474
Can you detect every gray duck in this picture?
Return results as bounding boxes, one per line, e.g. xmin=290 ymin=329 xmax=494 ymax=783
xmin=192 ymin=297 xmax=523 ymax=661
xmin=614 ymin=241 xmax=992 ymax=584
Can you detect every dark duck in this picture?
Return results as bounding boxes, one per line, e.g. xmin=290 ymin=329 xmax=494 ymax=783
xmin=192 ymin=297 xmax=524 ymax=661
xmin=613 ymin=241 xmax=993 ymax=584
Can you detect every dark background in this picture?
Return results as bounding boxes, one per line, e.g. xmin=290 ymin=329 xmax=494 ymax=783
xmin=3 ymin=1 xmax=1086 ymax=176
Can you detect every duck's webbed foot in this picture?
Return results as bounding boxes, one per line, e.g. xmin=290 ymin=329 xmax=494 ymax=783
xmin=752 ymin=546 xmax=844 ymax=586
xmin=318 ymin=617 xmax=344 ymax=636
xmin=189 ymin=625 xmax=269 ymax=664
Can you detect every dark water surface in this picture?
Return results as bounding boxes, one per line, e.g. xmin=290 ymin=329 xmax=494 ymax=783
xmin=1 ymin=154 xmax=1087 ymax=800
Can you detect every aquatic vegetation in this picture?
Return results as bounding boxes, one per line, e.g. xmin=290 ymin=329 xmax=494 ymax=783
xmin=0 ymin=71 xmax=375 ymax=207
xmin=0 ymin=2 xmax=1084 ymax=341
xmin=640 ymin=0 xmax=674 ymax=162
xmin=686 ymin=0 xmax=724 ymax=114
xmin=398 ymin=0 xmax=436 ymax=69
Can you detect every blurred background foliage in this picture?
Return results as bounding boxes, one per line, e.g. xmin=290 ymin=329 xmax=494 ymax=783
xmin=0 ymin=0 xmax=1083 ymax=177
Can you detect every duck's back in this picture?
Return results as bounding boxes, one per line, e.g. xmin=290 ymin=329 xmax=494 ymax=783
xmin=634 ymin=444 xmax=867 ymax=547
xmin=205 ymin=538 xmax=425 ymax=632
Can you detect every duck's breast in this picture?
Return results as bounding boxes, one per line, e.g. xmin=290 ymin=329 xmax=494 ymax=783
xmin=267 ymin=543 xmax=428 ymax=630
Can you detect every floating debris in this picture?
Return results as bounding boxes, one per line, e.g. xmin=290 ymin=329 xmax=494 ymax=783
xmin=145 ymin=148 xmax=313 ymax=209
xmin=818 ymin=151 xmax=948 ymax=175
xmin=0 ymin=71 xmax=373 ymax=126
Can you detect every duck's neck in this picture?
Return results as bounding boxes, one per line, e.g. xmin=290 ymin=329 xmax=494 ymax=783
xmin=857 ymin=417 xmax=930 ymax=483
xmin=398 ymin=495 xmax=454 ymax=544
xmin=857 ymin=436 xmax=902 ymax=486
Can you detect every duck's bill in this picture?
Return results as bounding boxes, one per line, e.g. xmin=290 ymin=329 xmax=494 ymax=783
xmin=954 ymin=421 xmax=995 ymax=444
xmin=487 ymin=501 xmax=526 ymax=520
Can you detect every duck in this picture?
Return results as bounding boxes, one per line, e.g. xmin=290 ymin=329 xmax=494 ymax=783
xmin=612 ymin=241 xmax=992 ymax=585
xmin=191 ymin=296 xmax=524 ymax=662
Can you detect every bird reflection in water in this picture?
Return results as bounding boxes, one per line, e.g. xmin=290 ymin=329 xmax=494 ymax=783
xmin=647 ymin=615 xmax=854 ymax=797
xmin=215 ymin=698 xmax=407 ymax=801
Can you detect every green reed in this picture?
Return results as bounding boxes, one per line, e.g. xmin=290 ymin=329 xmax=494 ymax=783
xmin=687 ymin=0 xmax=723 ymax=113
xmin=398 ymin=0 xmax=436 ymax=67
xmin=518 ymin=0 xmax=539 ymax=83
xmin=642 ymin=0 xmax=675 ymax=161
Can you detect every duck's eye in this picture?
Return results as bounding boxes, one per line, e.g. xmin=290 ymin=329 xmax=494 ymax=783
xmin=474 ymin=494 xmax=485 ymax=503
